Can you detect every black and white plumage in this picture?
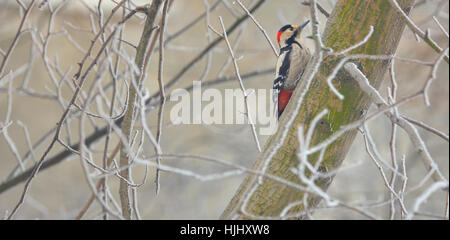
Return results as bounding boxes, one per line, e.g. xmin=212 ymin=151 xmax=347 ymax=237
xmin=273 ymin=21 xmax=311 ymax=118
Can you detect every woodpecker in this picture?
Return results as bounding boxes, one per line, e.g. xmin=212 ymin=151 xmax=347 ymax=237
xmin=273 ymin=21 xmax=311 ymax=118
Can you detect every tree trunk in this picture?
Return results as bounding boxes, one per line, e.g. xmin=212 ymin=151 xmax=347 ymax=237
xmin=221 ymin=0 xmax=415 ymax=219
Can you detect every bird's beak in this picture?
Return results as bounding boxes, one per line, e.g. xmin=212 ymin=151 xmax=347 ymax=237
xmin=298 ymin=20 xmax=310 ymax=32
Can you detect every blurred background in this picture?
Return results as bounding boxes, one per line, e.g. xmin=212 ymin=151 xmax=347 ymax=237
xmin=0 ymin=0 xmax=448 ymax=219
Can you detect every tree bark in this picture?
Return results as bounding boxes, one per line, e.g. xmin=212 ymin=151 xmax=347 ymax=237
xmin=221 ymin=0 xmax=415 ymax=219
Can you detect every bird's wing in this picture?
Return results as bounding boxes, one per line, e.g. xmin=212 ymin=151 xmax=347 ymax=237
xmin=273 ymin=50 xmax=291 ymax=119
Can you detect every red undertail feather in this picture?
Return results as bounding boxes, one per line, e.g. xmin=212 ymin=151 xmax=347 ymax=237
xmin=278 ymin=89 xmax=293 ymax=118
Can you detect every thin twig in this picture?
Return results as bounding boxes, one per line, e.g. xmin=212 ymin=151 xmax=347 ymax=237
xmin=234 ymin=0 xmax=278 ymax=57
xmin=388 ymin=0 xmax=449 ymax=63
xmin=217 ymin=16 xmax=262 ymax=152
xmin=155 ymin=0 xmax=170 ymax=196
xmin=76 ymin=144 xmax=120 ymax=220
xmin=301 ymin=1 xmax=330 ymax=18
xmin=6 ymin=0 xmax=133 ymax=220
xmin=0 ymin=0 xmax=36 ymax=76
